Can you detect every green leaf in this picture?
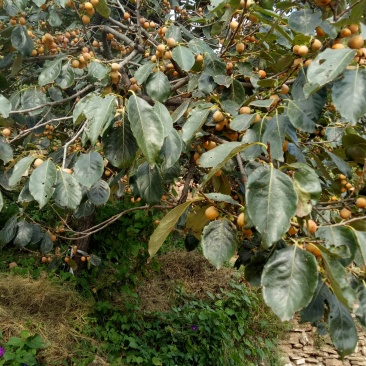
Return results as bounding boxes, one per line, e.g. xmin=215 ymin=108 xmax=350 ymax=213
xmin=0 ymin=191 xmax=2 ymax=213
xmin=0 ymin=136 xmax=13 ymax=164
xmin=332 ymin=68 xmax=366 ymax=125
xmin=56 ymin=63 xmax=74 ymax=89
xmin=11 ymin=25 xmax=33 ymax=56
xmin=288 ymin=9 xmax=322 ymax=35
xmin=261 ymin=114 xmax=289 ymax=162
xmin=262 ymin=246 xmax=318 ymax=321
xmin=352 ymin=230 xmax=366 ymax=267
xmin=304 ymin=49 xmax=356 ymax=97
xmin=204 ymin=193 xmax=240 ymax=206
xmin=166 ymin=25 xmax=183 ymax=42
xmin=29 ymin=159 xmax=57 ymax=209
xmin=182 ymin=104 xmax=212 ymax=143
xmin=134 ymin=62 xmax=155 ymax=85
xmin=287 ymin=100 xmax=316 ymax=133
xmin=153 ymin=101 xmax=173 ymax=137
xmin=203 ymin=52 xmax=226 ymax=77
xmin=355 ymin=283 xmax=366 ymax=327
xmin=135 ymin=162 xmax=164 ymax=204
xmin=87 ymin=179 xmax=110 ymax=206
xmin=146 ymin=71 xmax=171 ymax=103
xmin=246 ymin=165 xmax=297 ymax=248
xmin=322 ymin=252 xmax=357 ymax=309
xmin=0 ymin=94 xmax=12 ymax=118
xmin=316 ymin=226 xmax=356 ymax=262
xmin=74 ymin=152 xmax=104 ymax=188
xmin=14 ymin=220 xmax=33 ymax=248
xmin=160 ymin=129 xmax=183 ymax=170
xmin=0 ymin=215 xmax=18 ymax=247
xmin=198 ymin=73 xmax=216 ymax=94
xmin=95 ymin=0 xmax=110 ymax=17
xmin=20 ymin=88 xmax=47 ymax=116
xmin=53 ymin=170 xmax=82 ymax=210
xmin=249 ymin=99 xmax=273 ymax=108
xmin=84 ymin=95 xmax=116 ymax=145
xmin=172 ymin=46 xmax=195 ymax=72
xmin=328 ymin=296 xmax=358 ymax=357
xmin=103 ymin=122 xmax=138 ymax=169
xmin=73 ymin=200 xmax=95 ymax=219
xmin=230 ymin=114 xmax=256 ymax=132
xmin=40 ymin=231 xmax=53 ymax=253
xmin=26 ymin=334 xmax=46 ymax=349
xmin=8 ymin=155 xmax=35 ymax=187
xmin=202 ymin=219 xmax=237 ymax=270
xmin=240 ymin=122 xmax=266 ymax=161
xmin=292 ymin=163 xmax=321 ymax=217
xmin=326 ymin=151 xmax=352 ymax=179
xmin=221 ymin=79 xmax=245 ymax=106
xmin=127 ymin=94 xmax=164 ymax=164
xmin=73 ymin=93 xmax=95 ymax=125
xmin=149 ymin=200 xmax=196 ymax=257
xmin=171 ymin=99 xmax=190 ymax=123
xmin=38 ymin=57 xmax=64 ymax=87
xmin=88 ymin=61 xmax=109 ymax=83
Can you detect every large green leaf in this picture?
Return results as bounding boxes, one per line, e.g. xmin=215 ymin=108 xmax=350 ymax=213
xmin=38 ymin=57 xmax=64 ymax=87
xmin=292 ymin=163 xmax=321 ymax=217
xmin=0 ymin=215 xmax=18 ymax=247
xmin=316 ymin=226 xmax=356 ymax=261
xmin=153 ymin=102 xmax=173 ymax=137
xmin=149 ymin=200 xmax=195 ymax=257
xmin=146 ymin=71 xmax=171 ymax=103
xmin=172 ymin=46 xmax=195 ymax=72
xmin=40 ymin=231 xmax=53 ymax=253
xmin=201 ymin=219 xmax=237 ymax=270
xmin=322 ymin=252 xmax=357 ymax=309
xmin=353 ymin=230 xmax=366 ymax=267
xmin=287 ymin=100 xmax=316 ymax=133
xmin=203 ymin=52 xmax=226 ymax=77
xmin=328 ymin=296 xmax=358 ymax=357
xmin=95 ymin=0 xmax=110 ymax=17
xmin=11 ymin=25 xmax=33 ymax=56
xmin=134 ymin=62 xmax=155 ymax=85
xmin=56 ymin=63 xmax=74 ymax=89
xmin=0 ymin=94 xmax=12 ymax=118
xmin=220 ymin=79 xmax=245 ymax=106
xmin=73 ymin=152 xmax=104 ymax=188
xmin=171 ymin=99 xmax=190 ymax=123
xmin=182 ymin=103 xmax=212 ymax=144
xmin=87 ymin=180 xmax=110 ymax=206
xmin=85 ymin=95 xmax=116 ymax=144
xmin=87 ymin=61 xmax=109 ymax=83
xmin=29 ymin=159 xmax=57 ymax=209
xmin=240 ymin=122 xmax=266 ymax=161
xmin=332 ymin=68 xmax=366 ymax=125
xmin=230 ymin=114 xmax=256 ymax=132
xmin=0 ymin=136 xmax=13 ymax=164
xmin=262 ymin=246 xmax=318 ymax=321
xmin=127 ymin=94 xmax=164 ymax=164
xmin=20 ymin=88 xmax=47 ymax=116
xmin=14 ymin=220 xmax=33 ymax=248
xmin=261 ymin=114 xmax=289 ymax=162
xmin=135 ymin=162 xmax=164 ymax=204
xmin=288 ymin=9 xmax=322 ymax=35
xmin=73 ymin=200 xmax=95 ymax=219
xmin=103 ymin=122 xmax=138 ymax=169
xmin=304 ymin=49 xmax=356 ymax=97
xmin=246 ymin=165 xmax=297 ymax=248
xmin=326 ymin=151 xmax=352 ymax=179
xmin=8 ymin=155 xmax=35 ymax=187
xmin=53 ymin=170 xmax=82 ymax=210
xmin=160 ymin=129 xmax=183 ymax=170
xmin=203 ymin=193 xmax=240 ymax=206
xmin=355 ymin=283 xmax=366 ymax=327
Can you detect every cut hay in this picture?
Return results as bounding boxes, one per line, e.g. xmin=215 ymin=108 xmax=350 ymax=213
xmin=0 ymin=273 xmax=94 ymax=363
xmin=135 ymin=250 xmax=240 ymax=312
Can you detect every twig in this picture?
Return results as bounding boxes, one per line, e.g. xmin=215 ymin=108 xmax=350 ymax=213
xmin=323 ymin=215 xmax=366 ymax=227
xmin=236 ymin=155 xmax=247 ymax=184
xmin=178 ymin=151 xmax=196 ymax=204
xmin=62 ymin=123 xmax=86 ymax=169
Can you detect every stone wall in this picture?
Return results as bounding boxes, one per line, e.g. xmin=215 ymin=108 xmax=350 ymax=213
xmin=279 ymin=318 xmax=366 ymax=366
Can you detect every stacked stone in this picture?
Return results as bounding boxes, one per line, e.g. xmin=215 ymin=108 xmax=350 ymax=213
xmin=279 ymin=320 xmax=366 ymax=366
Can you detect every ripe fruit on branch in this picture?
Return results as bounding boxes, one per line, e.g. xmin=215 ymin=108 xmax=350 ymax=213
xmin=167 ymin=38 xmax=176 ymax=48
xmin=213 ymin=110 xmax=224 ymax=122
xmin=348 ymin=24 xmax=359 ymax=34
xmin=258 ymin=69 xmax=266 ymax=78
xmin=230 ymin=20 xmax=239 ymax=30
xmin=33 ymin=158 xmax=44 ymax=168
xmin=111 ymin=63 xmax=120 ymax=71
xmin=348 ymin=35 xmax=364 ymax=49
xmin=2 ymin=128 xmax=11 ymax=137
xmin=340 ymin=208 xmax=351 ymax=219
xmin=239 ymin=106 xmax=251 ymax=114
xmin=356 ymin=197 xmax=366 ymax=209
xmin=236 ymin=43 xmax=245 ymax=53
xmin=306 ymin=219 xmax=318 ymax=234
xmin=311 ymin=39 xmax=322 ymax=51
xmin=297 ymin=45 xmax=309 ymax=56
xmin=237 ymin=212 xmax=245 ymax=227
xmin=205 ymin=206 xmax=219 ymax=220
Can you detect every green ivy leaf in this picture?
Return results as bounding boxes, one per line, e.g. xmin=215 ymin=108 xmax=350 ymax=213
xmin=146 ymin=71 xmax=171 ymax=103
xmin=74 ymin=152 xmax=104 ymax=188
xmin=332 ymin=68 xmax=366 ymax=125
xmin=38 ymin=57 xmax=64 ymax=87
xmin=127 ymin=94 xmax=164 ymax=164
xmin=29 ymin=159 xmax=57 ymax=208
xmin=202 ymin=219 xmax=237 ymax=269
xmin=262 ymin=246 xmax=318 ymax=321
xmin=246 ymin=165 xmax=297 ymax=248
xmin=11 ymin=25 xmax=34 ymax=56
xmin=172 ymin=46 xmax=195 ymax=71
xmin=53 ymin=170 xmax=82 ymax=210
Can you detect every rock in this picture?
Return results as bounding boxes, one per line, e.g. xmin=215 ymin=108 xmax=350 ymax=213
xmin=294 ymin=358 xmax=306 ymax=365
xmin=362 ymin=346 xmax=366 ymax=357
xmin=293 ymin=343 xmax=304 ymax=349
xmin=324 ymin=359 xmax=343 ymax=366
xmin=299 ymin=332 xmax=309 ymax=346
xmin=305 ymin=357 xmax=322 ymax=364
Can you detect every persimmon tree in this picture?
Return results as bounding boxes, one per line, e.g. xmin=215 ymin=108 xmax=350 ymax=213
xmin=1 ymin=0 xmax=366 ymax=356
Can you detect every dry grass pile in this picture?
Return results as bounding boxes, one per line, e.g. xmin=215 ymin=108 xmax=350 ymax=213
xmin=135 ymin=250 xmax=238 ymax=312
xmin=0 ymin=273 xmax=94 ymax=363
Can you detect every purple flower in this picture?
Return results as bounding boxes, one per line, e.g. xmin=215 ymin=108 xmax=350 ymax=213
xmin=0 ymin=346 xmax=4 ymax=357
xmin=191 ymin=325 xmax=198 ymax=331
